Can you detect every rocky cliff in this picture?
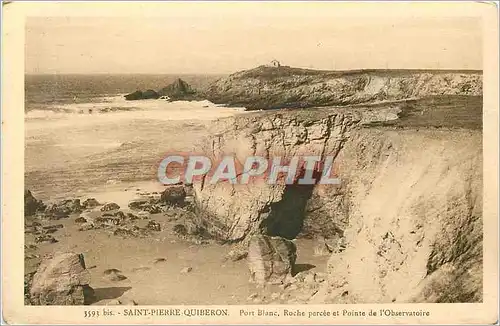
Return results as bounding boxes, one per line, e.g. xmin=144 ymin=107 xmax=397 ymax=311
xmin=192 ymin=106 xmax=402 ymax=242
xmin=203 ymin=66 xmax=482 ymax=110
xmin=191 ymin=89 xmax=482 ymax=302
xmin=315 ymin=128 xmax=482 ymax=303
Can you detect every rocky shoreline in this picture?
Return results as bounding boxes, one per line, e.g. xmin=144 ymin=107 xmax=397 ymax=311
xmin=25 ymin=65 xmax=483 ymax=305
xmin=187 ymin=106 xmax=482 ymax=304
xmin=123 ymin=66 xmax=482 ymax=111
xmin=202 ymin=66 xmax=482 ymax=110
xmin=25 ymin=123 xmax=483 ymax=305
xmin=24 ymin=186 xmax=207 ymax=305
xmin=124 ymin=78 xmax=201 ymax=101
xmin=25 ymin=185 xmax=329 ymax=306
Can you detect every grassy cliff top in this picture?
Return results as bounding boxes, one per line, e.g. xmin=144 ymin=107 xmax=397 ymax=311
xmin=231 ymin=65 xmax=482 ymax=80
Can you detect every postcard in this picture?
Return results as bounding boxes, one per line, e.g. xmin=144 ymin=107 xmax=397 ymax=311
xmin=1 ymin=1 xmax=498 ymax=324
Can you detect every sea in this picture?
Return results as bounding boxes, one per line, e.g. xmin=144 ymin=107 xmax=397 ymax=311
xmin=25 ymin=74 xmax=245 ymax=202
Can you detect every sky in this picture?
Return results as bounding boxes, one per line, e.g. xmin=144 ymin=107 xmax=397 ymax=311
xmin=25 ymin=3 xmax=482 ymax=74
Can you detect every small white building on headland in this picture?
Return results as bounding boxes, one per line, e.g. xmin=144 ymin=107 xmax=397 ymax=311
xmin=265 ymin=59 xmax=281 ymax=68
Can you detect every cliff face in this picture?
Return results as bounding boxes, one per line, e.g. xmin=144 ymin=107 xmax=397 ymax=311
xmin=191 ymin=97 xmax=482 ymax=303
xmin=191 ymin=66 xmax=483 ymax=303
xmin=203 ymin=66 xmax=482 ymax=110
xmin=192 ymin=107 xmax=402 ymax=242
xmin=316 ymin=128 xmax=482 ymax=303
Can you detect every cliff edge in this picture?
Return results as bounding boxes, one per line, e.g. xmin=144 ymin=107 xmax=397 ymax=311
xmin=203 ymin=65 xmax=482 ymax=110
xmin=190 ymin=65 xmax=483 ymax=303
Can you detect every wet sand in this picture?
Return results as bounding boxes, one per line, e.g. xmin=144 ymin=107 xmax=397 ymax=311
xmin=25 ymin=184 xmax=327 ymax=305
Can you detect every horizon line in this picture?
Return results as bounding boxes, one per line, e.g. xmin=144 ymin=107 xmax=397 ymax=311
xmin=25 ymin=67 xmax=483 ymax=76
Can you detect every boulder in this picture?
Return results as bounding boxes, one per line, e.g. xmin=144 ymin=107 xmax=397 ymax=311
xmin=160 ymin=185 xmax=186 ymax=206
xmin=124 ymin=89 xmax=159 ymax=100
xmin=137 ymin=211 xmax=150 ymax=219
xmin=42 ymin=224 xmax=63 ymax=234
xmin=128 ymin=199 xmax=150 ymax=210
xmin=147 ymin=220 xmax=161 ymax=232
xmin=95 ymin=216 xmax=121 ymax=226
xmin=30 ymin=252 xmax=94 ymax=305
xmin=82 ymin=198 xmax=100 ymax=209
xmin=129 ymin=199 xmax=162 ymax=214
xmin=34 ymin=235 xmax=58 ymax=244
xmin=24 ymin=226 xmax=38 ymax=235
xmin=75 ymin=216 xmax=88 ymax=224
xmin=113 ymin=227 xmax=137 ymax=237
xmin=45 ymin=199 xmax=82 ymax=218
xmin=126 ymin=212 xmax=140 ymax=221
xmin=100 ymin=202 xmax=120 ymax=212
xmin=113 ymin=225 xmax=150 ymax=238
xmin=247 ymin=234 xmax=297 ymax=284
xmin=25 ymin=190 xmax=46 ymax=216
xmin=102 ymin=211 xmax=127 ymax=221
xmin=144 ymin=204 xmax=162 ymax=214
xmin=124 ymin=90 xmax=143 ymax=101
xmin=113 ymin=211 xmax=127 ymax=220
xmin=78 ymin=222 xmax=95 ymax=231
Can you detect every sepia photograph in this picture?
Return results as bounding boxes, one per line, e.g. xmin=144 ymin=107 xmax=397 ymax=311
xmin=1 ymin=1 xmax=498 ymax=324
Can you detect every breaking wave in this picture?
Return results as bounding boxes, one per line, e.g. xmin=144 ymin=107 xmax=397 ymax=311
xmin=25 ymin=95 xmax=246 ymax=121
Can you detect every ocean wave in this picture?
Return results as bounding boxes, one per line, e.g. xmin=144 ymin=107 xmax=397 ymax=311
xmin=25 ymin=109 xmax=71 ymax=119
xmin=25 ymin=96 xmax=247 ymax=122
xmin=25 ymin=107 xmax=140 ymax=119
xmin=52 ymin=142 xmax=124 ymax=149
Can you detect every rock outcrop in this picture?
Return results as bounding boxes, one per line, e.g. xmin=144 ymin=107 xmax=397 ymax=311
xmin=124 ymin=89 xmax=159 ymax=100
xmin=248 ymin=234 xmax=297 ymax=284
xmin=100 ymin=202 xmax=120 ymax=211
xmin=82 ymin=198 xmax=100 ymax=209
xmin=25 ymin=190 xmax=46 ymax=216
xmin=44 ymin=199 xmax=82 ymax=219
xmin=160 ymin=185 xmax=187 ymax=206
xmin=203 ymin=66 xmax=482 ymax=110
xmin=29 ymin=252 xmax=94 ymax=305
xmin=190 ymin=89 xmax=482 ymax=302
xmin=192 ymin=107 xmax=402 ymax=242
xmin=124 ymin=79 xmax=199 ymax=101
xmin=124 ymin=90 xmax=143 ymax=101
xmin=158 ymin=78 xmax=198 ymax=101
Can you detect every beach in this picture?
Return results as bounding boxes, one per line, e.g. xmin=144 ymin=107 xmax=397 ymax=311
xmin=24 ymin=78 xmax=326 ymax=305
